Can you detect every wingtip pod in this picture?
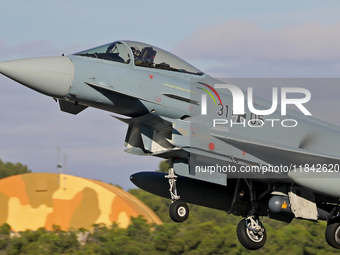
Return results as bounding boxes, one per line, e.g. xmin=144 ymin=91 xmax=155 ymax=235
xmin=0 ymin=56 xmax=75 ymax=98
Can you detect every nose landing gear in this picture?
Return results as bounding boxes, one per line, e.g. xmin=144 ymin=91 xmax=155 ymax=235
xmin=165 ymin=159 xmax=189 ymax=223
xmin=169 ymin=200 xmax=189 ymax=222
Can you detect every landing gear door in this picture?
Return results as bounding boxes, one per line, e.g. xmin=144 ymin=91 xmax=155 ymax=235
xmin=289 ymin=186 xmax=318 ymax=221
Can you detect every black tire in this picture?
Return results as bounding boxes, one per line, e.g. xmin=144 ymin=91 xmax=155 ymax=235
xmin=169 ymin=200 xmax=189 ymax=223
xmin=326 ymin=222 xmax=340 ymax=249
xmin=237 ymin=218 xmax=266 ymax=250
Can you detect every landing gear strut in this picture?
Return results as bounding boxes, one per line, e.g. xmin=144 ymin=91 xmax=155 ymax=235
xmin=165 ymin=159 xmax=189 ymax=222
xmin=237 ymin=179 xmax=267 ymax=250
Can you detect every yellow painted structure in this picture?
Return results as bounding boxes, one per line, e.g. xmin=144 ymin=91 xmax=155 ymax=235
xmin=0 ymin=173 xmax=162 ymax=232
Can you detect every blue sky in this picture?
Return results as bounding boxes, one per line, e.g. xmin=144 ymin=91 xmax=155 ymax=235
xmin=1 ymin=1 xmax=340 ymax=189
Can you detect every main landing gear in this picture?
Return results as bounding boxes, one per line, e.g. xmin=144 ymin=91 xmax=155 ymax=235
xmin=325 ymin=202 xmax=340 ymax=249
xmin=237 ymin=216 xmax=266 ymax=250
xmin=325 ymin=221 xmax=340 ymax=249
xmin=236 ymin=179 xmax=267 ymax=250
xmin=165 ymin=159 xmax=189 ymax=223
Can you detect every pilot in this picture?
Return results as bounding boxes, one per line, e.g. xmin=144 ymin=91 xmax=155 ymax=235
xmin=131 ymin=47 xmax=144 ymax=66
xmin=133 ymin=47 xmax=156 ymax=67
xmin=131 ymin=47 xmax=140 ymax=57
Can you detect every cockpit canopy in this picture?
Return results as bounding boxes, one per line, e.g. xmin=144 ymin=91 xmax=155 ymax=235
xmin=74 ymin=40 xmax=203 ymax=75
xmin=75 ymin=41 xmax=131 ymax=64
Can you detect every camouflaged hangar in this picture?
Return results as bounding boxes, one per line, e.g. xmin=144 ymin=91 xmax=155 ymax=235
xmin=0 ymin=173 xmax=162 ymax=232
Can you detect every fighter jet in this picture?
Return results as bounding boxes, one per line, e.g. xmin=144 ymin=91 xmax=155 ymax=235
xmin=1 ymin=40 xmax=340 ymax=250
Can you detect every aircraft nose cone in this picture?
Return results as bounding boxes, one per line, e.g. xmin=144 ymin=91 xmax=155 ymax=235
xmin=0 ymin=56 xmax=75 ymax=97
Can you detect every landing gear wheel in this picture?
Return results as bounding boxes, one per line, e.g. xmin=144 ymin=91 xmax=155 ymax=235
xmin=326 ymin=222 xmax=340 ymax=249
xmin=237 ymin=218 xmax=266 ymax=250
xmin=169 ymin=200 xmax=189 ymax=223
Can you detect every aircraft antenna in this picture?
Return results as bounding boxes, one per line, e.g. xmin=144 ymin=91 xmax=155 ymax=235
xmin=57 ymin=147 xmax=62 ymax=174
xmin=63 ymin=154 xmax=67 ymax=190
xmin=56 ymin=147 xmax=64 ymax=186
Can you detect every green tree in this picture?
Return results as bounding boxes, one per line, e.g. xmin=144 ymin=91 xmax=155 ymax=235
xmin=0 ymin=223 xmax=10 ymax=252
xmin=0 ymin=158 xmax=339 ymax=254
xmin=157 ymin=160 xmax=169 ymax=173
xmin=0 ymin=159 xmax=31 ymax=179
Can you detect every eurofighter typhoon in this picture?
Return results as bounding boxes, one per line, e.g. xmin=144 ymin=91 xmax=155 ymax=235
xmin=1 ymin=40 xmax=340 ymax=250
